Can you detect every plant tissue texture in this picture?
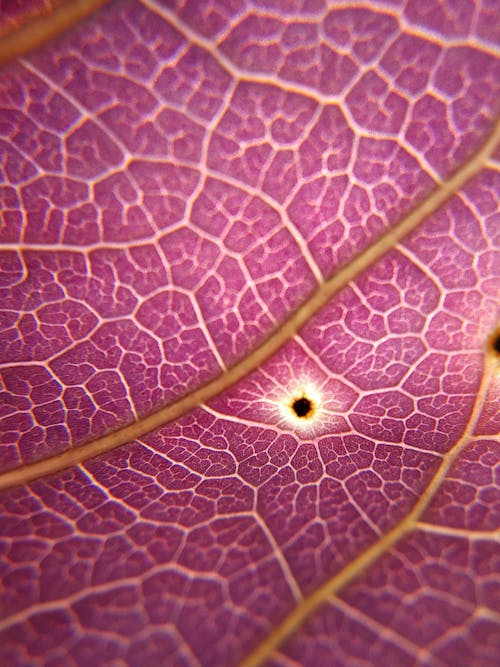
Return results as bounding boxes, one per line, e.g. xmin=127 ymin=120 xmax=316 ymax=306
xmin=0 ymin=1 xmax=499 ymax=666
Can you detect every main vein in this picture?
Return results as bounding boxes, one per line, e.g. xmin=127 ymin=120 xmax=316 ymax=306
xmin=0 ymin=119 xmax=498 ymax=492
xmin=0 ymin=0 xmax=110 ymax=68
xmin=240 ymin=354 xmax=497 ymax=667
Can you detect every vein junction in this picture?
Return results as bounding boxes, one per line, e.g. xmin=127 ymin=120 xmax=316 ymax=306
xmin=0 ymin=119 xmax=499 ymax=492
xmin=240 ymin=355 xmax=497 ymax=667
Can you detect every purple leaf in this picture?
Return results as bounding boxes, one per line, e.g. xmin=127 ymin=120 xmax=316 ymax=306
xmin=1 ymin=2 xmax=499 ymax=666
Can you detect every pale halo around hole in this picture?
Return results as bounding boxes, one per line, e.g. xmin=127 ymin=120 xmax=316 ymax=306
xmin=274 ymin=379 xmax=324 ymax=433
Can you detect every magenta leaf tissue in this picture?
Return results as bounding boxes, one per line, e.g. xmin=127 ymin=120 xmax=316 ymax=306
xmin=0 ymin=1 xmax=499 ymax=666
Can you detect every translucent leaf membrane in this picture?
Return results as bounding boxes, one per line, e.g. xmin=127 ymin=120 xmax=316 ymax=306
xmin=0 ymin=1 xmax=499 ymax=666
xmin=1 ymin=0 xmax=499 ymax=468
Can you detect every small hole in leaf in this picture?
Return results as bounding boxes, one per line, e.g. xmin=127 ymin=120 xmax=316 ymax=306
xmin=492 ymin=334 xmax=500 ymax=355
xmin=278 ymin=381 xmax=322 ymax=431
xmin=292 ymin=396 xmax=313 ymax=418
xmin=487 ymin=326 xmax=500 ymax=359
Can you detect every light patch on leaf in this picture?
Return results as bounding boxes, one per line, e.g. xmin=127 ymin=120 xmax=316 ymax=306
xmin=272 ymin=378 xmax=325 ymax=435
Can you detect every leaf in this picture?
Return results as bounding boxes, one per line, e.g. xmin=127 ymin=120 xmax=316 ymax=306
xmin=0 ymin=2 xmax=499 ymax=666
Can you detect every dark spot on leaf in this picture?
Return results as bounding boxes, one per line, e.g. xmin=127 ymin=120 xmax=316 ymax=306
xmin=491 ymin=331 xmax=500 ymax=356
xmin=292 ymin=396 xmax=313 ymax=418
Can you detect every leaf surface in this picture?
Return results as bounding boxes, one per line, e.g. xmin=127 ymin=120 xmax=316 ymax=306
xmin=0 ymin=2 xmax=499 ymax=666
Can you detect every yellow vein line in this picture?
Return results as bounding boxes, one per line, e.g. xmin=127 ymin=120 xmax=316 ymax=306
xmin=0 ymin=118 xmax=498 ymax=492
xmin=240 ymin=355 xmax=497 ymax=667
xmin=416 ymin=522 xmax=500 ymax=541
xmin=0 ymin=0 xmax=109 ymax=69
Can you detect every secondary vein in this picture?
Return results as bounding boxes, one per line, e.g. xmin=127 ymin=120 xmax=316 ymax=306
xmin=0 ymin=118 xmax=498 ymax=492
